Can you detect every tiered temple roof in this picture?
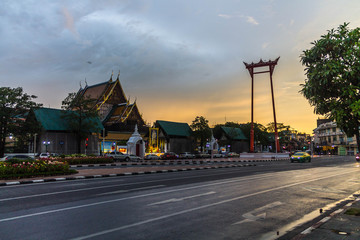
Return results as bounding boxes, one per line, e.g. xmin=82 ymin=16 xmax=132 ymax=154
xmin=76 ymin=73 xmax=146 ymax=131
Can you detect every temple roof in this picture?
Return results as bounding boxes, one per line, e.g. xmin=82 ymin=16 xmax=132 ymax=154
xmin=32 ymin=108 xmax=103 ymax=132
xmin=221 ymin=126 xmax=247 ymax=140
xmin=156 ymin=120 xmax=192 ymax=137
xmin=75 ymin=73 xmax=145 ymax=126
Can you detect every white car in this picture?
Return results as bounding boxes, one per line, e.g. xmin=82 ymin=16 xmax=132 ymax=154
xmin=179 ymin=152 xmax=195 ymax=159
xmin=39 ymin=152 xmax=50 ymax=159
xmin=106 ymin=152 xmax=142 ymax=161
xmin=144 ymin=154 xmax=160 ymax=160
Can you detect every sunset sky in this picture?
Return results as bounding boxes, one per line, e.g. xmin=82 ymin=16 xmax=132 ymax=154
xmin=1 ymin=0 xmax=360 ymax=134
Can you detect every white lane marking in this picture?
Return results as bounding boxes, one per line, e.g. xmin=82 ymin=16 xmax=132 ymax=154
xmin=0 ymin=171 xmax=275 ymax=202
xmin=97 ymin=185 xmax=165 ymax=196
xmin=232 ymin=201 xmax=283 ymax=225
xmin=0 ymin=168 xmax=357 ymax=228
xmin=70 ymin=170 xmax=358 ymax=240
xmin=148 ymin=191 xmax=216 ymax=206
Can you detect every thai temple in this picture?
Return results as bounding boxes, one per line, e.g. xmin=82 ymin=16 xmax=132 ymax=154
xmin=76 ymin=72 xmax=148 ymax=154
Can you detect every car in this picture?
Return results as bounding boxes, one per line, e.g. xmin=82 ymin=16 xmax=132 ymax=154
xmin=179 ymin=152 xmax=195 ymax=159
xmin=106 ymin=152 xmax=142 ymax=161
xmin=212 ymin=153 xmax=223 ymax=158
xmin=195 ymin=152 xmax=211 ymax=158
xmin=39 ymin=152 xmax=50 ymax=159
xmin=227 ymin=152 xmax=240 ymax=158
xmin=144 ymin=154 xmax=160 ymax=160
xmin=161 ymin=152 xmax=178 ymax=160
xmin=290 ymin=151 xmax=311 ymax=163
xmin=356 ymin=153 xmax=359 ymax=162
xmin=2 ymin=154 xmax=34 ymax=161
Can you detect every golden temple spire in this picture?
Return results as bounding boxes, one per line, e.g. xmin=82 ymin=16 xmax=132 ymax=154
xmin=109 ymin=70 xmax=113 ymax=82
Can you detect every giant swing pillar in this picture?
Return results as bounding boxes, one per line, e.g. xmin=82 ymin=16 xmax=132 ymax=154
xmin=244 ymin=57 xmax=281 ymax=153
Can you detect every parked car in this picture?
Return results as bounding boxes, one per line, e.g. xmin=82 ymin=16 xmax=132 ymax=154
xmin=161 ymin=152 xmax=178 ymax=160
xmin=195 ymin=152 xmax=211 ymax=159
xmin=290 ymin=151 xmax=311 ymax=163
xmin=144 ymin=154 xmax=160 ymax=160
xmin=106 ymin=152 xmax=142 ymax=161
xmin=39 ymin=152 xmax=50 ymax=159
xmin=179 ymin=152 xmax=195 ymax=159
xmin=2 ymin=154 xmax=34 ymax=161
xmin=212 ymin=153 xmax=223 ymax=158
xmin=227 ymin=152 xmax=240 ymax=158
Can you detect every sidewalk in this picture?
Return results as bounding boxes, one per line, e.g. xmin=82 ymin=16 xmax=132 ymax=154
xmin=292 ymin=193 xmax=360 ymax=240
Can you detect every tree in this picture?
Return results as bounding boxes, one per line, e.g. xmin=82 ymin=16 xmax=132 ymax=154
xmin=190 ymin=116 xmax=211 ymax=152
xmin=240 ymin=122 xmax=271 ymax=149
xmin=300 ymin=23 xmax=360 ymax=152
xmin=0 ymin=87 xmax=42 ymax=157
xmin=61 ymin=92 xmax=100 ymax=153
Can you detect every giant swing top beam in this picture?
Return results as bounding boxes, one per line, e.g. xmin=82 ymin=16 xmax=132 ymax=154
xmin=243 ymin=57 xmax=280 ymax=69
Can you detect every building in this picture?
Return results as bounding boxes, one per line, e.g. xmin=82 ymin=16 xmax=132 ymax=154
xmin=76 ymin=73 xmax=148 ymax=154
xmin=217 ymin=126 xmax=248 ymax=153
xmin=313 ymin=121 xmax=358 ymax=155
xmin=28 ymin=108 xmax=103 ymax=155
xmin=155 ymin=120 xmax=193 ymax=154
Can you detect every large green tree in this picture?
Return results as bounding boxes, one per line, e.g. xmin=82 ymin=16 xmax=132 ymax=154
xmin=300 ymin=23 xmax=360 ymax=152
xmin=0 ymin=87 xmax=42 ymax=157
xmin=190 ymin=116 xmax=211 ymax=152
xmin=240 ymin=122 xmax=271 ymax=148
xmin=61 ymin=92 xmax=100 ymax=153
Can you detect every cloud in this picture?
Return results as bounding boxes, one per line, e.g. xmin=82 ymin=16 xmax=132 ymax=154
xmin=218 ymin=14 xmax=231 ymax=19
xmin=62 ymin=7 xmax=79 ymax=39
xmin=246 ymin=16 xmax=259 ymax=25
xmin=218 ymin=13 xmax=259 ymax=25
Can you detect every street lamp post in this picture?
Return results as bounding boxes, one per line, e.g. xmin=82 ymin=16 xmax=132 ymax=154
xmin=43 ymin=141 xmax=50 ymax=153
xmin=34 ymin=134 xmax=37 ymax=158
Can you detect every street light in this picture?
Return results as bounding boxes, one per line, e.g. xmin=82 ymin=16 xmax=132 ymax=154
xmin=43 ymin=141 xmax=50 ymax=152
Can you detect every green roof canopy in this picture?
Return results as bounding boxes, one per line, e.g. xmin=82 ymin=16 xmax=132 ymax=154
xmin=221 ymin=126 xmax=247 ymax=140
xmin=156 ymin=120 xmax=192 ymax=137
xmin=33 ymin=108 xmax=103 ymax=132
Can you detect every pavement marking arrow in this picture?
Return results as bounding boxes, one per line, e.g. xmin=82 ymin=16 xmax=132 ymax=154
xmin=302 ymin=186 xmax=345 ymax=193
xmin=148 ymin=191 xmax=216 ymax=206
xmin=232 ymin=201 xmax=284 ymax=225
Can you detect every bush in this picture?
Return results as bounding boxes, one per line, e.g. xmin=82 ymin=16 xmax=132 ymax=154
xmin=5 ymin=158 xmax=36 ymax=164
xmin=58 ymin=156 xmax=114 ymax=165
xmin=0 ymin=160 xmax=77 ymax=179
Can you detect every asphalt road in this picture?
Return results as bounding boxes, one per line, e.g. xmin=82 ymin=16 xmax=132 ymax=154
xmin=1 ymin=156 xmax=359 ymax=240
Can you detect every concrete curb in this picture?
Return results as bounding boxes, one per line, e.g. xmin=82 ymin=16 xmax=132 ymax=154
xmin=0 ymin=163 xmax=256 ymax=187
xmin=291 ymin=194 xmax=360 ymax=240
xmin=70 ymin=158 xmax=289 ymax=168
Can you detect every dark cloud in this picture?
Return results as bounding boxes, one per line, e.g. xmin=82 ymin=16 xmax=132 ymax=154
xmin=1 ymin=0 xmax=360 ymax=133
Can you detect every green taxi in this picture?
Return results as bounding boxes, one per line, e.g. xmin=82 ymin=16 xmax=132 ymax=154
xmin=290 ymin=151 xmax=311 ymax=163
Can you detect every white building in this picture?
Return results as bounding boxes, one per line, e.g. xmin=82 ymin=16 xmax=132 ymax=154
xmin=313 ymin=121 xmax=358 ymax=155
